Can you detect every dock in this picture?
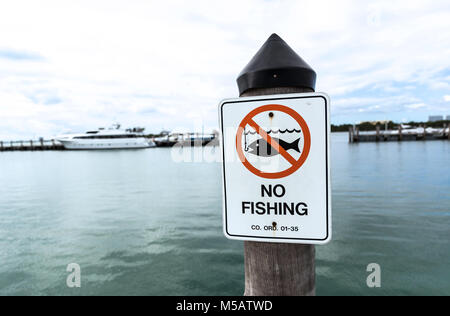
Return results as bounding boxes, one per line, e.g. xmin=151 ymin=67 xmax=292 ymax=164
xmin=0 ymin=136 xmax=219 ymax=151
xmin=349 ymin=125 xmax=450 ymax=143
xmin=0 ymin=139 xmax=65 ymax=151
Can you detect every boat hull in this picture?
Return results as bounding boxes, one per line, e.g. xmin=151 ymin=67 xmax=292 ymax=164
xmin=58 ymin=138 xmax=152 ymax=150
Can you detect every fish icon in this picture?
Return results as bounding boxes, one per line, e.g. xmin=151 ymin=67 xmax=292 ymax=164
xmin=247 ymin=138 xmax=300 ymax=157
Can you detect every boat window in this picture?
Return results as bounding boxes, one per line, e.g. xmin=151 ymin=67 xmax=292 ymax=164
xmin=73 ymin=134 xmax=139 ymax=139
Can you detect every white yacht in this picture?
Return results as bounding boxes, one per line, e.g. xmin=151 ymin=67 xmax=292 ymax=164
xmin=56 ymin=124 xmax=154 ymax=150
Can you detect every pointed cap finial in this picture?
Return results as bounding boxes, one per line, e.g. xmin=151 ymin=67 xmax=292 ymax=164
xmin=237 ymin=34 xmax=316 ymax=95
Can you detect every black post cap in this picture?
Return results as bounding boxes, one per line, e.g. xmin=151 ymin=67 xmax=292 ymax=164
xmin=237 ymin=34 xmax=316 ymax=95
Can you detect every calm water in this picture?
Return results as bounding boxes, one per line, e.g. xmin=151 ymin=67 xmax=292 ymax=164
xmin=0 ymin=133 xmax=448 ymax=296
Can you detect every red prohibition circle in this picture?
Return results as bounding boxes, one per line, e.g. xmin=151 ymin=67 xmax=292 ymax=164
xmin=236 ymin=104 xmax=311 ymax=179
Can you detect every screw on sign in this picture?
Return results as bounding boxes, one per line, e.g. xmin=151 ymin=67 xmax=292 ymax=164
xmin=236 ymin=104 xmax=311 ymax=179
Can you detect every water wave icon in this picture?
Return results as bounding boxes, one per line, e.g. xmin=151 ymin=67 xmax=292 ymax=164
xmin=244 ymin=128 xmax=302 ymax=136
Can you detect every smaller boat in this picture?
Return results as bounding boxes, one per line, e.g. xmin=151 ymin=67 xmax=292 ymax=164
xmin=154 ymin=131 xmax=216 ymax=147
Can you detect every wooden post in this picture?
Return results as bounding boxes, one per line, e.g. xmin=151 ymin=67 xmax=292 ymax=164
xmin=349 ymin=126 xmax=353 ymax=143
xmin=355 ymin=127 xmax=360 ymax=142
xmin=30 ymin=140 xmax=34 ymax=150
xmin=0 ymin=141 xmax=3 ymax=151
xmin=398 ymin=125 xmax=403 ymax=141
xmin=376 ymin=125 xmax=380 ymax=142
xmin=237 ymin=34 xmax=317 ymax=296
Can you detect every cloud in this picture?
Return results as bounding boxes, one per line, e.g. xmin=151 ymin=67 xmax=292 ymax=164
xmin=0 ymin=0 xmax=449 ymax=138
xmin=444 ymin=95 xmax=450 ymax=102
xmin=405 ymin=103 xmax=426 ymax=109
xmin=0 ymin=49 xmax=44 ymax=61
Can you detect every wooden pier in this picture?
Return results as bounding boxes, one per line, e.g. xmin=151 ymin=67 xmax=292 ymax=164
xmin=0 ymin=139 xmax=64 ymax=152
xmin=349 ymin=125 xmax=450 ymax=143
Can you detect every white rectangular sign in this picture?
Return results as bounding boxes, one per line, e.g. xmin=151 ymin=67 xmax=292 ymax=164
xmin=219 ymin=92 xmax=331 ymax=244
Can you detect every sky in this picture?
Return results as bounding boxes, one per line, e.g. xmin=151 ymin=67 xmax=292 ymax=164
xmin=0 ymin=0 xmax=449 ymax=140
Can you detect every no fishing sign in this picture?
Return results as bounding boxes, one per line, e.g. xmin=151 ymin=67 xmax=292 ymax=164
xmin=219 ymin=93 xmax=331 ymax=244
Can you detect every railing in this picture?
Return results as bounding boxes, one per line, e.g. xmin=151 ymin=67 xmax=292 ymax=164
xmin=349 ymin=125 xmax=450 ymax=143
xmin=0 ymin=139 xmax=64 ymax=151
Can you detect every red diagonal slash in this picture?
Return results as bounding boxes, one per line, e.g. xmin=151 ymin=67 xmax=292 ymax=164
xmin=246 ymin=119 xmax=298 ymax=166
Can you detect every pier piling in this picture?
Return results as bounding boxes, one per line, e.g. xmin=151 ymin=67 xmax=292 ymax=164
xmin=237 ymin=34 xmax=316 ymax=296
xmin=0 ymin=139 xmax=64 ymax=151
xmin=355 ymin=127 xmax=360 ymax=142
